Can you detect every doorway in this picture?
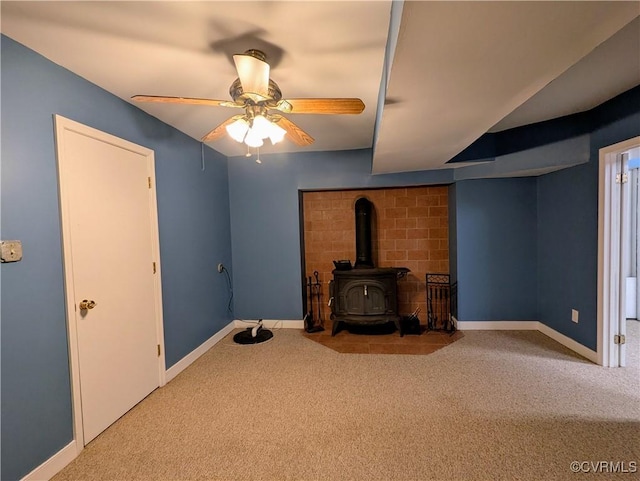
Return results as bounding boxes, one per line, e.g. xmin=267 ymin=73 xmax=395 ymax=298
xmin=55 ymin=115 xmax=166 ymax=447
xmin=598 ymin=136 xmax=640 ymax=367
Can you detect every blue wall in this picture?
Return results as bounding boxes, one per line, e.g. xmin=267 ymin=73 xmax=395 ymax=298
xmin=1 ymin=36 xmax=233 ymax=480
xmin=228 ymin=151 xmax=541 ymax=323
xmin=454 ymin=178 xmax=538 ymax=320
xmin=227 ymin=150 xmax=453 ymax=320
xmin=538 ymin=111 xmax=640 ymax=350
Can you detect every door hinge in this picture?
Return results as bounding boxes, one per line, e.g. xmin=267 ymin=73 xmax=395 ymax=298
xmin=152 ymin=261 xmax=156 ymax=274
xmin=614 ymin=334 xmax=626 ymax=345
xmin=615 ymin=172 xmax=629 ymax=184
xmin=157 ymin=344 xmax=161 ymax=357
xmin=148 ymin=177 xmax=152 ymax=189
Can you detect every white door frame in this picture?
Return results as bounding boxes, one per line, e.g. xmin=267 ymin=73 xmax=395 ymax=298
xmin=54 ymin=115 xmax=166 ymax=452
xmin=597 ymin=136 xmax=639 ymax=367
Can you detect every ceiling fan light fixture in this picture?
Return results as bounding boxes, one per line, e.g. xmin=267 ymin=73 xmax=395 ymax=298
xmin=250 ymin=114 xmax=286 ymax=146
xmin=233 ymin=51 xmax=270 ymax=100
xmin=244 ymin=128 xmax=264 ymax=148
xmin=251 ymin=115 xmax=273 ymax=139
xmin=225 ymin=118 xmax=250 ymax=143
xmin=227 ymin=114 xmax=285 ymax=148
xmin=267 ymin=121 xmax=286 ymax=145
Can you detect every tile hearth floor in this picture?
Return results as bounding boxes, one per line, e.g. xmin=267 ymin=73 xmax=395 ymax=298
xmin=302 ymin=320 xmax=464 ymax=354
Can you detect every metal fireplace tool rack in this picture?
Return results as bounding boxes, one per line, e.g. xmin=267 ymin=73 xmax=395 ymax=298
xmin=304 ymin=271 xmax=325 ymax=333
xmin=426 ymin=273 xmax=457 ymax=334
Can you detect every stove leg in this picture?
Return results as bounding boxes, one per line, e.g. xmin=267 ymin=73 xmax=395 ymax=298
xmin=394 ymin=318 xmax=403 ymax=337
xmin=332 ymin=319 xmax=342 ymax=336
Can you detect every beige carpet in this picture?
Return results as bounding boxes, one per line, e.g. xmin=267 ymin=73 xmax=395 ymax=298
xmin=53 ymin=322 xmax=640 ymax=481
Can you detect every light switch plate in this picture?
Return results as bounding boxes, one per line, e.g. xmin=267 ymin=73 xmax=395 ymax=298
xmin=1 ymin=240 xmax=23 ymax=262
xmin=571 ymin=309 xmax=579 ymax=323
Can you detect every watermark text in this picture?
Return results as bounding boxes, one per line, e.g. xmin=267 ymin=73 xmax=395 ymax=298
xmin=570 ymin=461 xmax=637 ymax=474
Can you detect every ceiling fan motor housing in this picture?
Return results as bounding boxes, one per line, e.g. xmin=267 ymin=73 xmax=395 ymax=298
xmin=242 ymin=49 xmax=267 ymax=62
xmin=229 ymin=78 xmax=283 ymax=104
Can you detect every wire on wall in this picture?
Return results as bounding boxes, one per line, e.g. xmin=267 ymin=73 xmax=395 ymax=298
xmin=220 ymin=265 xmax=234 ymax=315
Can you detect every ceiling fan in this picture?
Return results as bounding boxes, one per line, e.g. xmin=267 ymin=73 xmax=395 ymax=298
xmin=132 ymin=49 xmax=365 ymax=149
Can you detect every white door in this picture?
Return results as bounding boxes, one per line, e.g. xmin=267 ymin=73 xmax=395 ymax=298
xmin=55 ymin=116 xmax=165 ymax=445
xmin=598 ymin=137 xmax=640 ymax=367
xmin=618 ymin=152 xmax=629 ymax=366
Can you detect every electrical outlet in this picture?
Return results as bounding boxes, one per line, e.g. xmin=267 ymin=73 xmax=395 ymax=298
xmin=1 ymin=240 xmax=23 ymax=263
xmin=571 ymin=309 xmax=579 ymax=323
xmin=217 ymin=263 xmax=224 ymax=273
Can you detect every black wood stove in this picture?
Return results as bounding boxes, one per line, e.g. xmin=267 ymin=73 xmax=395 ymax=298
xmin=328 ymin=197 xmax=408 ymax=336
xmin=329 ymin=267 xmax=404 ymax=335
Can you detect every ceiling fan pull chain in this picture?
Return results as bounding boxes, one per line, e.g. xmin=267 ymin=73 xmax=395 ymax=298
xmin=256 ymin=147 xmax=262 ymax=164
xmin=245 ymin=145 xmax=251 ymax=158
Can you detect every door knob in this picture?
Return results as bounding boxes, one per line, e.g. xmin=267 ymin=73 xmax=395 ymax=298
xmin=79 ymin=299 xmax=97 ymax=310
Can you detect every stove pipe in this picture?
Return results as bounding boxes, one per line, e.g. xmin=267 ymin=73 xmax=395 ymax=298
xmin=354 ymin=197 xmax=374 ymax=268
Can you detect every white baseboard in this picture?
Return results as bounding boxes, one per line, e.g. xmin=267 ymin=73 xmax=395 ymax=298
xmin=457 ymin=320 xmax=539 ymax=330
xmin=234 ymin=319 xmax=304 ymax=329
xmin=166 ymin=321 xmax=235 ymax=382
xmin=537 ymin=322 xmax=599 ymax=363
xmin=458 ymin=320 xmax=598 ymax=363
xmin=21 ymin=440 xmax=78 ymax=481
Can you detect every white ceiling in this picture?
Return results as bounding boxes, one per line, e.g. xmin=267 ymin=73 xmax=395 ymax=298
xmin=2 ymin=1 xmax=638 ymax=174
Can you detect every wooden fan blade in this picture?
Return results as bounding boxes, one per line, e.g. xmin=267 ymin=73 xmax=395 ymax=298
xmin=272 ymin=116 xmax=314 ymax=146
xmin=283 ymin=98 xmax=365 ymax=115
xmin=201 ymin=116 xmax=242 ymax=142
xmin=132 ymin=95 xmax=242 ymax=108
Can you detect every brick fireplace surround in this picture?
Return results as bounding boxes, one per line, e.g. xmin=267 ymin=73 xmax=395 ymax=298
xmin=302 ymin=186 xmax=449 ymax=325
